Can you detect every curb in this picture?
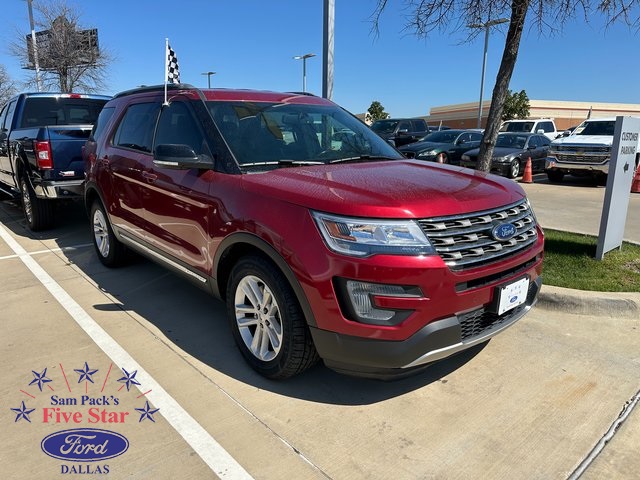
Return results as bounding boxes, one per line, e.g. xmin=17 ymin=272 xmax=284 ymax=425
xmin=537 ymin=284 xmax=640 ymax=319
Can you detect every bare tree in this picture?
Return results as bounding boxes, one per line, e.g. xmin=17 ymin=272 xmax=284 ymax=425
xmin=0 ymin=65 xmax=17 ymax=106
xmin=372 ymin=0 xmax=639 ymax=172
xmin=10 ymin=0 xmax=113 ymax=93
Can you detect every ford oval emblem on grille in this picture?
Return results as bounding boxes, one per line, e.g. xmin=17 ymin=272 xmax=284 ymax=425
xmin=41 ymin=428 xmax=129 ymax=462
xmin=492 ymin=223 xmax=517 ymax=241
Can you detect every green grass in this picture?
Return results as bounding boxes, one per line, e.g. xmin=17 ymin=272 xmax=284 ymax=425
xmin=543 ymin=229 xmax=640 ymax=292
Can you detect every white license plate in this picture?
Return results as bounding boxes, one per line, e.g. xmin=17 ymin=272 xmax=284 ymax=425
xmin=497 ymin=277 xmax=530 ymax=315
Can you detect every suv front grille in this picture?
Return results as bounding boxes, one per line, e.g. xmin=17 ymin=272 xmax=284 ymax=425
xmin=418 ymin=200 xmax=538 ymax=271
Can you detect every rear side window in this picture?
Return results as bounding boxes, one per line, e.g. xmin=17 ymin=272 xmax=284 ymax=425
xmin=90 ymin=106 xmax=116 ymax=142
xmin=538 ymin=121 xmax=554 ymax=133
xmin=411 ymin=120 xmax=426 ymax=131
xmin=19 ymin=97 xmax=108 ymax=127
xmin=113 ymin=102 xmax=160 ymax=153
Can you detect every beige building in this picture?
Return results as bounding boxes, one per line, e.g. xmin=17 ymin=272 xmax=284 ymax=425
xmin=425 ymin=100 xmax=640 ymax=131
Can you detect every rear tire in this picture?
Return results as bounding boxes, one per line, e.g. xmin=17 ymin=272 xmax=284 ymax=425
xmin=20 ymin=177 xmax=54 ymax=231
xmin=91 ymin=200 xmax=127 ymax=267
xmin=227 ymin=256 xmax=318 ymax=379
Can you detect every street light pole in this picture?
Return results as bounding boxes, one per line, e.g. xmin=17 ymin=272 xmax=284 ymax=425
xmin=468 ymin=18 xmax=509 ymax=129
xmin=201 ymin=71 xmax=216 ymax=88
xmin=293 ymin=53 xmax=316 ymax=92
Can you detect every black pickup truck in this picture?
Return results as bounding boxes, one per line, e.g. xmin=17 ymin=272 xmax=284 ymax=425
xmin=0 ymin=92 xmax=110 ymax=230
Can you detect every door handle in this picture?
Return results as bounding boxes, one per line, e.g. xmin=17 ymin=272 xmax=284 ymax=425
xmin=142 ymin=171 xmax=157 ymax=183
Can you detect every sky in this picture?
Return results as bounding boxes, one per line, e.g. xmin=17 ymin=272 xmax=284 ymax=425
xmin=1 ymin=0 xmax=640 ymax=118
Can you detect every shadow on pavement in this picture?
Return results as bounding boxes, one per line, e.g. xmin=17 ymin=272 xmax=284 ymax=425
xmin=1 ymin=197 xmax=486 ymax=405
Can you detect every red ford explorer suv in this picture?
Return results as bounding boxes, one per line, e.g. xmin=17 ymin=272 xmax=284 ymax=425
xmin=84 ymin=84 xmax=543 ymax=379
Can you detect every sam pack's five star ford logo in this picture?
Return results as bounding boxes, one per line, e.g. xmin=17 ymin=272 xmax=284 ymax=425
xmin=9 ymin=360 xmax=160 ymax=475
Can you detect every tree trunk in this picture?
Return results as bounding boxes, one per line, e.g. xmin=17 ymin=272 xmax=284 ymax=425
xmin=477 ymin=0 xmax=530 ymax=172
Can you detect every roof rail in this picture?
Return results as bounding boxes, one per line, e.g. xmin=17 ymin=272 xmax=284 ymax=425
xmin=113 ymin=83 xmax=197 ymax=99
xmin=287 ymin=91 xmax=317 ymax=97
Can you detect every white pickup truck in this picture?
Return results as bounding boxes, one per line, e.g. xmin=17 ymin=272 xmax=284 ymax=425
xmin=544 ymin=117 xmax=622 ymax=184
xmin=500 ymin=119 xmax=559 ymax=141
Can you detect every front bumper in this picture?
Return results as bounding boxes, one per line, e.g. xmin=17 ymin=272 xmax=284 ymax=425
xmin=545 ymin=157 xmax=609 ymax=174
xmin=310 ymin=276 xmax=541 ymax=379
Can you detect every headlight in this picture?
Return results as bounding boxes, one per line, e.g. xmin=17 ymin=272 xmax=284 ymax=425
xmin=311 ymin=211 xmax=436 ymax=257
xmin=461 ymin=154 xmax=470 ymax=161
xmin=417 ymin=149 xmax=437 ymax=158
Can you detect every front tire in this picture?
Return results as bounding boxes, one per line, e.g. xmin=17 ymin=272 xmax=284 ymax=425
xmin=546 ymin=170 xmax=564 ymax=183
xmin=20 ymin=177 xmax=54 ymax=231
xmin=91 ymin=201 xmax=127 ymax=267
xmin=227 ymin=256 xmax=318 ymax=379
xmin=508 ymin=159 xmax=521 ymax=179
xmin=435 ymin=152 xmax=448 ymax=164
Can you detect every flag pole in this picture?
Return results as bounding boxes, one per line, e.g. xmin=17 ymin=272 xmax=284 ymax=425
xmin=164 ymin=38 xmax=168 ymax=105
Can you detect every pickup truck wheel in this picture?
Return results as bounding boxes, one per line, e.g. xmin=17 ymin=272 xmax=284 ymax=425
xmin=19 ymin=177 xmax=54 ymax=231
xmin=91 ymin=201 xmax=127 ymax=267
xmin=227 ymin=256 xmax=318 ymax=379
xmin=508 ymin=159 xmax=521 ymax=179
xmin=546 ymin=170 xmax=564 ymax=183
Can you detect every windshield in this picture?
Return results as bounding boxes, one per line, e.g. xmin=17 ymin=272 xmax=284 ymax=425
xmin=500 ymin=122 xmax=533 ymax=133
xmin=207 ymin=101 xmax=402 ymax=168
xmin=420 ymin=131 xmax=460 ymax=143
xmin=371 ymin=119 xmax=399 ymax=134
xmin=495 ymin=134 xmax=527 ymax=149
xmin=574 ymin=120 xmax=616 ymax=136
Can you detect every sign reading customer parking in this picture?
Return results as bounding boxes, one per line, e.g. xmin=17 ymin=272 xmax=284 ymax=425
xmin=596 ymin=116 xmax=640 ymax=260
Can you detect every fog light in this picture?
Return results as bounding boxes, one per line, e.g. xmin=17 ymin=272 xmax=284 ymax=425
xmin=345 ymin=280 xmax=418 ymax=325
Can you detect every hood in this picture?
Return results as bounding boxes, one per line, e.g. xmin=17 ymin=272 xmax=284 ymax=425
xmin=551 ymin=135 xmax=613 ymax=147
xmin=240 ymin=160 xmax=525 ymax=219
xmin=399 ymin=141 xmax=448 ymax=153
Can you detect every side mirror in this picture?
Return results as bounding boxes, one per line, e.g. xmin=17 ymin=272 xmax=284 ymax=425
xmin=153 ymin=144 xmax=213 ymax=170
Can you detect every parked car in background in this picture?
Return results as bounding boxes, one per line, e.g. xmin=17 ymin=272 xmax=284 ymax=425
xmin=84 ymin=84 xmax=543 ymax=380
xmin=461 ymin=133 xmax=551 ymax=178
xmin=370 ymin=117 xmax=429 ymax=147
xmin=0 ymin=92 xmax=110 ymax=230
xmin=500 ymin=118 xmax=559 ymax=141
xmin=399 ymin=129 xmax=483 ymax=164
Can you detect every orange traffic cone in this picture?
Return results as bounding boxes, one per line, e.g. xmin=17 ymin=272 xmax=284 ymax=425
xmin=631 ymin=164 xmax=640 ymax=193
xmin=520 ymin=157 xmax=533 ymax=183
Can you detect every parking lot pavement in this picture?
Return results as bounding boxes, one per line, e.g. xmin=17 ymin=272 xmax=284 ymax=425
xmin=524 ymin=175 xmax=640 ymax=243
xmin=1 ymin=191 xmax=639 ymax=479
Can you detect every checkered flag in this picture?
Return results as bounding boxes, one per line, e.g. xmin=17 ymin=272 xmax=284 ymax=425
xmin=167 ymin=43 xmax=180 ymax=84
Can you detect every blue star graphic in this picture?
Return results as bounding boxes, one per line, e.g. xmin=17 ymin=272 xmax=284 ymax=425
xmin=11 ymin=401 xmax=36 ymax=423
xmin=135 ymin=401 xmax=160 ymax=423
xmin=74 ymin=362 xmax=99 ymax=384
xmin=117 ymin=368 xmax=141 ymax=391
xmin=28 ymin=368 xmax=52 ymax=392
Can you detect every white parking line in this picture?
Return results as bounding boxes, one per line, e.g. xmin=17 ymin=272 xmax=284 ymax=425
xmin=0 ymin=243 xmax=93 ymax=261
xmin=0 ymin=223 xmax=254 ymax=480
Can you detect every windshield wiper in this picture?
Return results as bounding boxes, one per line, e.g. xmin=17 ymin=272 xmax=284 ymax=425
xmin=240 ymin=160 xmax=325 ymax=170
xmin=329 ymin=155 xmax=396 ymax=164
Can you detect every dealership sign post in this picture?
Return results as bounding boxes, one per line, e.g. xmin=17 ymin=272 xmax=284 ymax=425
xmin=596 ymin=116 xmax=640 ymax=260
